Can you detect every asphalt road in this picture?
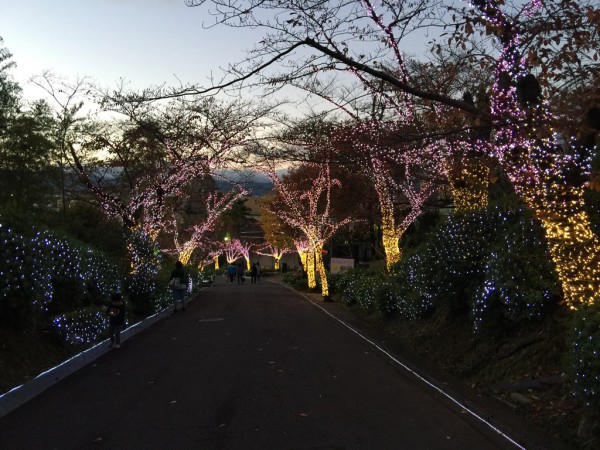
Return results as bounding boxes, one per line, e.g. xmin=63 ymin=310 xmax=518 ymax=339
xmin=0 ymin=276 xmax=540 ymax=450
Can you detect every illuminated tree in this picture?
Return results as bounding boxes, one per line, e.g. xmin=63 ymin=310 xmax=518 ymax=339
xmin=454 ymin=0 xmax=600 ymax=309
xmin=265 ymin=161 xmax=351 ymax=299
xmin=168 ymin=183 xmax=246 ymax=265
xmin=255 ymin=243 xmax=292 ymax=271
xmin=196 ymin=246 xmax=224 ymax=270
xmin=185 ymin=0 xmax=600 ymax=308
xmin=257 ymin=193 xmax=297 ymax=270
xmin=223 ymin=239 xmax=244 ymax=264
xmin=332 ymin=119 xmax=444 ymax=271
xmin=231 ymin=238 xmax=255 ymax=270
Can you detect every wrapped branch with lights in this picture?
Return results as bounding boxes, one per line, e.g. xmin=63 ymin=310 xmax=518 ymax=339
xmin=255 ymin=243 xmax=293 ymax=271
xmin=223 ymin=239 xmax=244 ymax=265
xmin=166 ymin=181 xmax=247 ymax=265
xmin=332 ymin=120 xmax=445 ymax=271
xmin=265 ymin=161 xmax=351 ymax=300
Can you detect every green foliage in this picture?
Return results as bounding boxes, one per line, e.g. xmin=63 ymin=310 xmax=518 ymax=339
xmin=282 ymin=271 xmax=305 ymax=289
xmin=569 ymin=304 xmax=600 ymax=415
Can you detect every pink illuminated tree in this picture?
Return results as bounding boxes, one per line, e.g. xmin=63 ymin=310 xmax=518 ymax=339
xmin=331 ymin=118 xmax=445 ymax=271
xmin=230 ymin=239 xmax=255 ymax=270
xmin=167 ymin=183 xmax=247 ymax=265
xmin=265 ymin=161 xmax=351 ymax=299
xmin=223 ymin=239 xmax=244 ymax=265
xmin=186 ymin=0 xmax=600 ymax=309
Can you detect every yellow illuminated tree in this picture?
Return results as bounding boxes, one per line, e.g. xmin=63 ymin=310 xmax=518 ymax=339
xmin=265 ymin=162 xmax=351 ymax=299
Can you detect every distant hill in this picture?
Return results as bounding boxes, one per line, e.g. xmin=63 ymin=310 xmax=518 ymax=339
xmin=214 ymin=169 xmax=280 ymax=197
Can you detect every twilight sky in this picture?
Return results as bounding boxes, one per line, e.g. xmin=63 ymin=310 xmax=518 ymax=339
xmin=0 ymin=0 xmax=260 ymax=101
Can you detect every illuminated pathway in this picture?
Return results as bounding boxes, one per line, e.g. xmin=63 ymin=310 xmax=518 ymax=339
xmin=0 ymin=275 xmax=567 ymax=449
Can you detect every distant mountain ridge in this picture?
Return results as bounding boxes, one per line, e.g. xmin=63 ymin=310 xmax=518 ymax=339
xmin=213 ymin=169 xmax=276 ymax=197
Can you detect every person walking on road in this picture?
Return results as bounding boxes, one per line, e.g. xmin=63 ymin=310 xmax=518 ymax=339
xmin=256 ymin=262 xmax=261 ymax=283
xmin=250 ymin=263 xmax=258 ymax=284
xmin=227 ymin=264 xmax=236 ymax=283
xmin=237 ymin=262 xmax=245 ymax=284
xmin=169 ymin=260 xmax=187 ymax=312
xmin=106 ymin=292 xmax=126 ymax=349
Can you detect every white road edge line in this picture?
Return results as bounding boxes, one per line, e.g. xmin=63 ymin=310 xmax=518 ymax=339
xmin=273 ymin=280 xmax=527 ymax=450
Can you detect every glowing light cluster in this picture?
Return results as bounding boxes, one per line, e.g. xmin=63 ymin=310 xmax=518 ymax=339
xmin=447 ymin=156 xmax=490 ymax=212
xmin=52 ymin=307 xmax=112 ymax=346
xmin=266 ymin=163 xmax=351 ymax=298
xmin=125 ymin=228 xmax=162 ymax=302
xmin=168 ymin=186 xmax=246 ymax=265
xmin=255 ymin=244 xmax=292 ymax=270
xmin=333 ymin=120 xmax=444 ymax=271
xmin=1 ymin=222 xmax=124 ymax=345
xmin=473 ymin=0 xmax=600 ymax=309
xmin=0 ymin=223 xmax=121 ymax=314
xmin=294 ymin=239 xmax=315 ymax=287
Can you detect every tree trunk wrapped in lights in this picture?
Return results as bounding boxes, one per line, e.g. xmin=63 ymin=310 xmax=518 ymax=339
xmin=333 ymin=121 xmax=442 ymax=272
xmin=478 ymin=0 xmax=600 ymax=309
xmin=294 ymin=239 xmax=312 ymax=281
xmin=265 ymin=162 xmax=350 ymax=299
xmin=313 ymin=245 xmax=329 ymax=297
xmin=305 ymin=249 xmax=317 ymax=289
xmin=448 ymin=157 xmax=490 ymax=212
xmin=504 ymin=139 xmax=600 ymax=309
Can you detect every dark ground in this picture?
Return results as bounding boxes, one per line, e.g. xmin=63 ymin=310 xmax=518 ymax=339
xmin=335 ymin=297 xmax=583 ymax=448
xmin=0 ymin=275 xmax=571 ymax=450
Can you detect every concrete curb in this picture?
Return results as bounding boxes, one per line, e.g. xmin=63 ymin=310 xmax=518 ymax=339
xmin=0 ymin=290 xmax=206 ymax=418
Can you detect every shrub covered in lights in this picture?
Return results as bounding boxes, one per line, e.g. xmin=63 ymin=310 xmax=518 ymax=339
xmin=125 ymin=229 xmax=163 ymax=316
xmin=406 ymin=207 xmax=560 ymax=329
xmin=282 ymin=271 xmax=304 ymax=289
xmin=471 ymin=212 xmax=560 ymax=332
xmin=190 ymin=266 xmax=215 ymax=289
xmin=338 ymin=269 xmax=382 ymax=309
xmin=52 ymin=306 xmax=109 ymax=346
xmin=337 ymin=266 xmax=433 ymax=320
xmin=0 ymin=223 xmax=122 ymax=331
xmin=413 ymin=209 xmax=502 ymax=313
xmin=569 ymin=304 xmax=600 ymax=417
xmin=334 ymin=208 xmax=559 ymax=329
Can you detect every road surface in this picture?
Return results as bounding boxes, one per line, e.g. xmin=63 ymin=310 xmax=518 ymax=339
xmin=0 ymin=275 xmax=547 ymax=449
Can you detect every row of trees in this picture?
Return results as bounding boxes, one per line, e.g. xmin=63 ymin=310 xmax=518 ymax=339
xmin=172 ymin=0 xmax=600 ymax=311
xmin=2 ymin=0 xmax=600 ymax=312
